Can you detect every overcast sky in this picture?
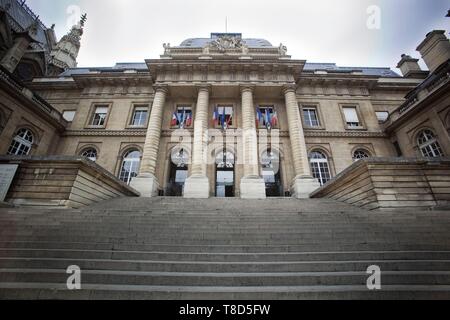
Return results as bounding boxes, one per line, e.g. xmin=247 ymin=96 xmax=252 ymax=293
xmin=27 ymin=0 xmax=449 ymax=71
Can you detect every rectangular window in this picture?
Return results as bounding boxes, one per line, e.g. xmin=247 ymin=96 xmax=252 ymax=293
xmin=343 ymin=107 xmax=361 ymax=127
xmin=62 ymin=110 xmax=76 ymax=122
xmin=215 ymin=106 xmax=234 ymax=128
xmin=172 ymin=106 xmax=193 ymax=128
xmin=257 ymin=106 xmax=278 ymax=128
xmin=91 ymin=105 xmax=108 ymax=126
xmin=302 ymin=107 xmax=320 ymax=127
xmin=130 ymin=105 xmax=149 ymax=126
xmin=376 ymin=111 xmax=389 ymax=124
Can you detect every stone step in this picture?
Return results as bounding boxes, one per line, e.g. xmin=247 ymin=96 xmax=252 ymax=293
xmin=1 ymin=236 xmax=445 ymax=247
xmin=1 ymin=241 xmax=448 ymax=253
xmin=1 ymin=283 xmax=450 ymax=300
xmin=1 ymin=257 xmax=449 ymax=273
xmin=2 ymin=269 xmax=450 ymax=286
xmin=1 ymin=248 xmax=450 ymax=262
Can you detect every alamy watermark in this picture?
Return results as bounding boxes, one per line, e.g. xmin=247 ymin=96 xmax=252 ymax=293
xmin=66 ymin=265 xmax=81 ymax=290
xmin=366 ymin=265 xmax=382 ymax=290
xmin=367 ymin=5 xmax=381 ymax=30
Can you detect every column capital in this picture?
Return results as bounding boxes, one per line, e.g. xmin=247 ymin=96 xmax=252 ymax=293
xmin=240 ymin=84 xmax=255 ymax=94
xmin=196 ymin=84 xmax=211 ymax=93
xmin=282 ymin=84 xmax=297 ymax=95
xmin=153 ymin=84 xmax=169 ymax=94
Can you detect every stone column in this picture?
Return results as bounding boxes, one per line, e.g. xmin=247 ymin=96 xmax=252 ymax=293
xmin=130 ymin=85 xmax=168 ymax=197
xmin=283 ymin=85 xmax=320 ymax=198
xmin=184 ymin=86 xmax=210 ymax=198
xmin=240 ymin=86 xmax=266 ymax=199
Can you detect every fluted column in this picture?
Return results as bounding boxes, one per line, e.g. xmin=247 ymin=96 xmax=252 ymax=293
xmin=283 ymin=85 xmax=320 ymax=198
xmin=191 ymin=86 xmax=210 ymax=176
xmin=184 ymin=86 xmax=211 ymax=198
xmin=130 ymin=85 xmax=168 ymax=197
xmin=240 ymin=86 xmax=266 ymax=199
xmin=241 ymin=86 xmax=259 ymax=177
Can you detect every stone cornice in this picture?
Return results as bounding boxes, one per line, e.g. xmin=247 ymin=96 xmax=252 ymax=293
xmin=63 ymin=129 xmax=388 ymax=139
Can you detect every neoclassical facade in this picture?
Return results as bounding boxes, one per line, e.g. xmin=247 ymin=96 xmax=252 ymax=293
xmin=1 ymin=1 xmax=449 ymax=201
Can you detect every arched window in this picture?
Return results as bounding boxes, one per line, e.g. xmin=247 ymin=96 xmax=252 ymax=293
xmin=119 ymin=150 xmax=141 ymax=185
xmin=353 ymin=149 xmax=371 ymax=162
xmin=310 ymin=150 xmax=331 ymax=186
xmin=417 ymin=129 xmax=444 ymax=158
xmin=216 ymin=150 xmax=235 ymax=169
xmin=7 ymin=128 xmax=34 ymax=156
xmin=80 ymin=148 xmax=98 ymax=162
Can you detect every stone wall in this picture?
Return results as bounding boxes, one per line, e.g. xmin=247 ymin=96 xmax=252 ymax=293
xmin=0 ymin=156 xmax=140 ymax=208
xmin=310 ymin=157 xmax=450 ymax=210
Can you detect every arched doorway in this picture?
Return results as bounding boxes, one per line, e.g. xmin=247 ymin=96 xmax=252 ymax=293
xmin=167 ymin=148 xmax=189 ymax=196
xmin=261 ymin=149 xmax=283 ymax=197
xmin=215 ymin=149 xmax=235 ymax=197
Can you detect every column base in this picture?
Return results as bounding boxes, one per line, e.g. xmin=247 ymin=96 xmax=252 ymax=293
xmin=291 ymin=176 xmax=321 ymax=199
xmin=183 ymin=175 xmax=210 ymax=199
xmin=240 ymin=176 xmax=267 ymax=199
xmin=130 ymin=174 xmax=160 ymax=198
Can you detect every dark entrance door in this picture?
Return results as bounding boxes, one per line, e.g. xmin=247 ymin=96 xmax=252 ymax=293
xmin=262 ymin=149 xmax=283 ymax=197
xmin=215 ymin=150 xmax=235 ymax=198
xmin=166 ymin=149 xmax=188 ymax=197
xmin=216 ymin=168 xmax=234 ymax=197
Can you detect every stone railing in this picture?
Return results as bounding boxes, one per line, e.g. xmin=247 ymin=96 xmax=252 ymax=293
xmin=311 ymin=157 xmax=450 ymax=210
xmin=0 ymin=65 xmax=67 ymax=126
xmin=398 ymin=62 xmax=450 ymax=115
xmin=0 ymin=156 xmax=140 ymax=208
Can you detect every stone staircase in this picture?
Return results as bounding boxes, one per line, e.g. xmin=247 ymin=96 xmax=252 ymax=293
xmin=0 ymin=197 xmax=450 ymax=299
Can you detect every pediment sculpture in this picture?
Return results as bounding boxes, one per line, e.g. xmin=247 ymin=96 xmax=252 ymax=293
xmin=209 ymin=35 xmax=244 ymax=52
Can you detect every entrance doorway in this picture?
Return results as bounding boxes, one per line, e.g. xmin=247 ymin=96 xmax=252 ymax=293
xmin=215 ymin=150 xmax=235 ymax=197
xmin=261 ymin=149 xmax=283 ymax=197
xmin=166 ymin=148 xmax=188 ymax=197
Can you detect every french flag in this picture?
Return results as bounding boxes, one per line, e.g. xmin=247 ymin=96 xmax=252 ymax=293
xmin=271 ymin=111 xmax=278 ymax=127
xmin=212 ymin=107 xmax=219 ymax=126
xmin=256 ymin=108 xmax=262 ymax=126
xmin=186 ymin=112 xmax=192 ymax=127
xmin=171 ymin=111 xmax=178 ymax=127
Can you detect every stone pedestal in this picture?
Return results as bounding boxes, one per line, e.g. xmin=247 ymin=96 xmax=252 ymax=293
xmin=240 ymin=176 xmax=267 ymax=199
xmin=183 ymin=175 xmax=210 ymax=199
xmin=130 ymin=174 xmax=160 ymax=198
xmin=291 ymin=176 xmax=321 ymax=199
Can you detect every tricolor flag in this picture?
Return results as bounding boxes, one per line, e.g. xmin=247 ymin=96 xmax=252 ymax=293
xmin=226 ymin=110 xmax=233 ymax=128
xmin=212 ymin=107 xmax=219 ymax=126
xmin=256 ymin=108 xmax=262 ymax=127
xmin=266 ymin=110 xmax=272 ymax=130
xmin=271 ymin=110 xmax=278 ymax=127
xmin=180 ymin=107 xmax=186 ymax=129
xmin=171 ymin=111 xmax=178 ymax=127
xmin=221 ymin=107 xmax=226 ymax=129
xmin=186 ymin=112 xmax=192 ymax=127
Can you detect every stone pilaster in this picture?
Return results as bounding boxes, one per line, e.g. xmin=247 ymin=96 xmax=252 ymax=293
xmin=240 ymin=86 xmax=266 ymax=199
xmin=130 ymin=85 xmax=168 ymax=197
xmin=184 ymin=85 xmax=210 ymax=198
xmin=283 ymin=85 xmax=320 ymax=198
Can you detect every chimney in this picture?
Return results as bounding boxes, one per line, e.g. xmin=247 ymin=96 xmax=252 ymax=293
xmin=416 ymin=30 xmax=450 ymax=73
xmin=396 ymin=54 xmax=428 ymax=78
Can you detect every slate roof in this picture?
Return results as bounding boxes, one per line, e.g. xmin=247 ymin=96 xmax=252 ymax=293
xmin=59 ymin=62 xmax=400 ymax=78
xmin=304 ymin=63 xmax=400 ymax=77
xmin=0 ymin=0 xmax=50 ymax=52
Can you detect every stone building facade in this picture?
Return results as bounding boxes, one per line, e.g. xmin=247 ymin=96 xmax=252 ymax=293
xmin=1 ymin=1 xmax=449 ymax=202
